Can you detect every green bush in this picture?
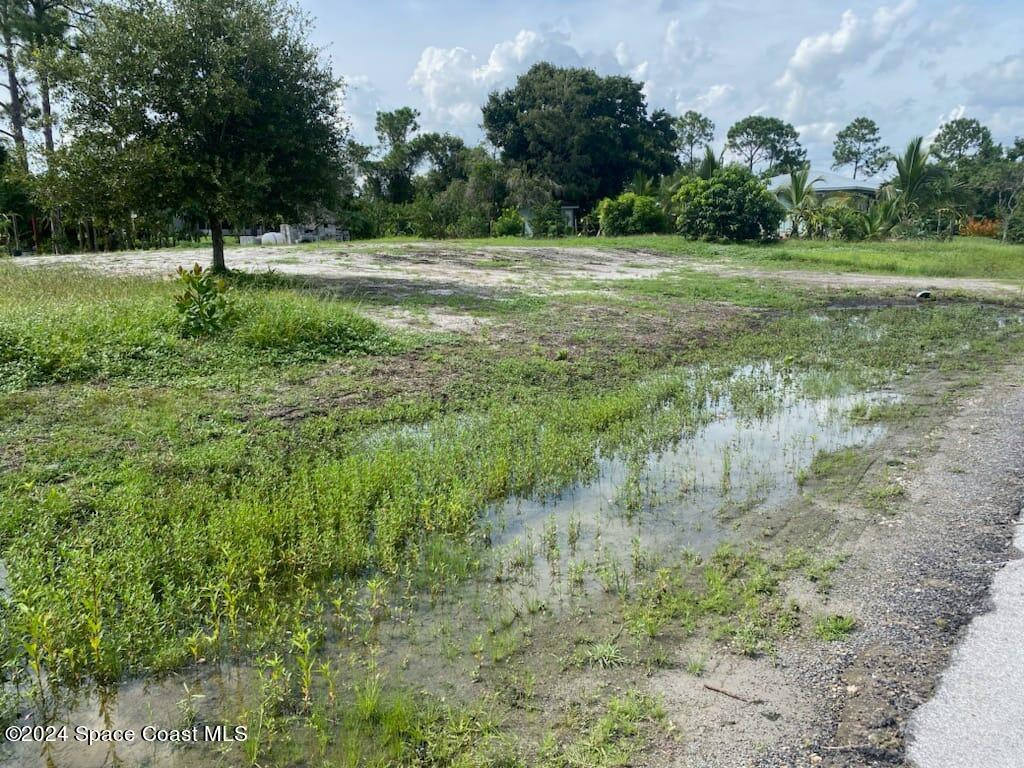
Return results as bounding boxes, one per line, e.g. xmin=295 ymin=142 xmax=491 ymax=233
xmin=530 ymin=200 xmax=567 ymax=238
xmin=174 ymin=263 xmax=236 ymax=337
xmin=673 ymin=166 xmax=785 ymax=241
xmin=597 ymin=192 xmax=667 ymax=236
xmin=814 ymin=203 xmax=865 ymax=241
xmin=409 ymin=183 xmax=492 ymax=239
xmin=492 ymin=208 xmax=525 ymax=237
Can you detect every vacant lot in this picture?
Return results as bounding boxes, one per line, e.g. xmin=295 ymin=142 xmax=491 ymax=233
xmin=1 ymin=238 xmax=1023 ymax=768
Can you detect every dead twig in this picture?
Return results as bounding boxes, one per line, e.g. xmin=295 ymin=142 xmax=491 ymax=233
xmin=702 ymin=683 xmax=759 ymax=704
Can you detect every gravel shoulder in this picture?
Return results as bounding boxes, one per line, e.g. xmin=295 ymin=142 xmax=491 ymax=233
xmin=654 ymin=368 xmax=1024 ymax=767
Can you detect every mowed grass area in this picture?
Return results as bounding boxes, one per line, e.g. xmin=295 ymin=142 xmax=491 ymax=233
xmin=367 ymin=234 xmax=1024 ymax=282
xmin=1 ymin=248 xmax=1024 ymax=765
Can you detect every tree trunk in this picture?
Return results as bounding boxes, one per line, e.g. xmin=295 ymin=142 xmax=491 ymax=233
xmin=210 ymin=216 xmax=226 ymax=272
xmin=2 ymin=23 xmax=27 ymax=170
xmin=39 ymin=70 xmax=53 ymax=153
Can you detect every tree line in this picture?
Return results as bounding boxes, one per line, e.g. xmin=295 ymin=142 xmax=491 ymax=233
xmin=0 ymin=0 xmax=1022 ymax=270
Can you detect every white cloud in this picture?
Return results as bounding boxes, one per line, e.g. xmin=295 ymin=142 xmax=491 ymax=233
xmin=796 ymin=120 xmax=840 ymax=143
xmin=662 ymin=19 xmax=709 ymax=66
xmin=695 ymin=83 xmax=733 ymax=110
xmin=409 ymin=29 xmax=619 ymax=128
xmin=774 ymin=1 xmax=917 ymax=120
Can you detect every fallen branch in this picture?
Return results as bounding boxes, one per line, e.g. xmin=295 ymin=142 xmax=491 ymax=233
xmin=702 ymin=683 xmax=758 ymax=704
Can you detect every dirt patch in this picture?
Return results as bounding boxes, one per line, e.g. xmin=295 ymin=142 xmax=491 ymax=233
xmin=11 ymin=243 xmax=675 ymax=295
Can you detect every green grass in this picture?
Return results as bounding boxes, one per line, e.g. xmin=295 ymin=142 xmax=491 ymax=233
xmin=1 ymin=256 xmax=1023 ymax=707
xmin=540 ymin=690 xmax=667 ymax=768
xmin=814 ymin=614 xmax=857 ymax=641
xmin=0 ymin=265 xmax=392 ymax=389
xmin=621 ymin=546 xmax=796 ymax=658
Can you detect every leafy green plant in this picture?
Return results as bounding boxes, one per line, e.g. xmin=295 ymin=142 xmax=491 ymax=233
xmin=857 ymin=198 xmax=900 ymax=240
xmin=777 ymin=168 xmax=823 ymax=238
xmin=571 ymin=640 xmax=626 ymax=669
xmin=814 ymin=614 xmax=857 ymax=640
xmin=530 ymin=200 xmax=567 ymax=238
xmin=674 ymin=166 xmax=785 ymax=241
xmin=493 ymin=207 xmax=525 ymax=237
xmin=597 ymin=192 xmax=666 ymax=236
xmin=174 ymin=263 xmax=236 ymax=337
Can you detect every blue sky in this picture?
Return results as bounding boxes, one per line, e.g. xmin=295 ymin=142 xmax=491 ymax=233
xmin=301 ymin=0 xmax=1024 ymax=168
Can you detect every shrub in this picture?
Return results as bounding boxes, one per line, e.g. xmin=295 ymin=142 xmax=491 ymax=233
xmin=492 ymin=208 xmax=525 ymax=237
xmin=960 ymin=217 xmax=1002 ymax=238
xmin=174 ymin=264 xmax=236 ymax=337
xmin=409 ymin=183 xmax=493 ymax=239
xmin=673 ymin=166 xmax=784 ymax=241
xmin=597 ymin=193 xmax=667 ymax=236
xmin=814 ymin=203 xmax=864 ymax=241
xmin=529 ymin=200 xmax=567 ymax=238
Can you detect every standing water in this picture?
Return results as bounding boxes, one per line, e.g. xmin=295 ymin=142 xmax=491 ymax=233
xmin=1 ymin=366 xmax=897 ymax=768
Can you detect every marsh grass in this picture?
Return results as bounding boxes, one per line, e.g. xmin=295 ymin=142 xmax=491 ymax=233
xmin=618 ymin=545 xmax=795 ymax=659
xmin=540 ymin=690 xmax=667 ymax=768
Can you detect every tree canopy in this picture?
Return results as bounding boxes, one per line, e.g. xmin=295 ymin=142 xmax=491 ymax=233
xmin=674 ymin=110 xmax=715 ymax=171
xmin=932 ymin=118 xmax=996 ymax=167
xmin=57 ymin=0 xmax=347 ymax=270
xmin=482 ymin=62 xmax=677 ymax=208
xmin=725 ymin=115 xmax=805 ymax=176
xmin=832 ymin=117 xmax=890 ymax=179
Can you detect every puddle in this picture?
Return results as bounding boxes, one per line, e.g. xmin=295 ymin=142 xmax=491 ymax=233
xmin=486 ymin=376 xmax=891 ymax=596
xmin=1 ymin=666 xmax=254 ymax=768
xmin=0 ymin=367 xmax=896 ymax=767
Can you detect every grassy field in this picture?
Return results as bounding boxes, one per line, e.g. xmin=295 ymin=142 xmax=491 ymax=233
xmin=1 ymin=243 xmax=1023 ymax=766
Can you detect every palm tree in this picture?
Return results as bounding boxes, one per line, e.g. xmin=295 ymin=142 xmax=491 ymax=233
xmin=696 ymin=145 xmax=720 ymax=180
xmin=777 ymin=167 xmax=824 ymax=237
xmin=625 ymin=172 xmax=655 ymax=196
xmin=857 ymin=198 xmax=899 ymax=240
xmin=888 ymin=137 xmax=942 ymax=216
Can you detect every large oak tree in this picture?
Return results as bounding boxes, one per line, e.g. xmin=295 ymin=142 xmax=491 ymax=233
xmin=61 ymin=0 xmax=346 ymax=271
xmin=482 ymin=62 xmax=677 ymax=209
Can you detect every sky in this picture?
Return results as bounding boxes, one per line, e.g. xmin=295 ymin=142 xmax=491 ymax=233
xmin=300 ymin=0 xmax=1024 ymax=169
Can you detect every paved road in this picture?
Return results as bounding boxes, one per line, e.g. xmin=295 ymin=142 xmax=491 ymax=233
xmin=908 ymin=519 xmax=1024 ymax=767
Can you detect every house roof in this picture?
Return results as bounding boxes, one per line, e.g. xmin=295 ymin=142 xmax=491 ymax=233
xmin=767 ymin=169 xmax=884 ymax=195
